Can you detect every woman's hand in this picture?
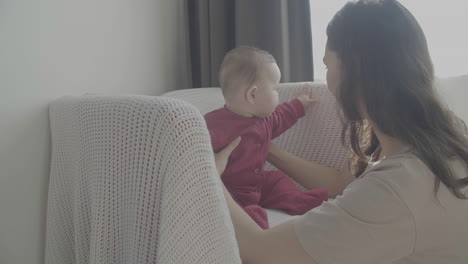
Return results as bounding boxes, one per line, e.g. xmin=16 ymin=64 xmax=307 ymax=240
xmin=214 ymin=137 xmax=241 ymax=176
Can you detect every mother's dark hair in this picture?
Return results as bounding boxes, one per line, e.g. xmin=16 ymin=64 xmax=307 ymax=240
xmin=327 ymin=0 xmax=468 ymax=198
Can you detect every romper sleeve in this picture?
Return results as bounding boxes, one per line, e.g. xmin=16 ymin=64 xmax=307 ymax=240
xmin=266 ymin=98 xmax=305 ymax=139
xmin=293 ymin=169 xmax=416 ymax=264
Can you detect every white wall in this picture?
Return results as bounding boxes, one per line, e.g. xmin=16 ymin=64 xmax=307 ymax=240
xmin=436 ymin=75 xmax=468 ymax=124
xmin=310 ymin=0 xmax=468 ymax=79
xmin=0 ymin=0 xmax=187 ymax=263
xmin=309 ymin=0 xmax=468 ymax=122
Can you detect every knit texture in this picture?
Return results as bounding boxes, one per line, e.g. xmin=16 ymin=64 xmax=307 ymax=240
xmin=163 ymin=82 xmax=351 ymax=226
xmin=46 ymin=95 xmax=241 ymax=264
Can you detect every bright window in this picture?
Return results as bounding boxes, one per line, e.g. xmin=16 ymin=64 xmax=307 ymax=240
xmin=310 ymin=0 xmax=468 ymax=80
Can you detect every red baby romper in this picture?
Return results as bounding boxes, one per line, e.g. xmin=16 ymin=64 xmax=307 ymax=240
xmin=204 ymin=99 xmax=328 ymax=229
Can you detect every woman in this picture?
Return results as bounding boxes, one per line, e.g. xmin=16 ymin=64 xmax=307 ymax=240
xmin=215 ymin=0 xmax=468 ymax=263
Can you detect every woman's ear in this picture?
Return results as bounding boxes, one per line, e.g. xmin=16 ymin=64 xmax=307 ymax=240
xmin=246 ymin=85 xmax=257 ymax=104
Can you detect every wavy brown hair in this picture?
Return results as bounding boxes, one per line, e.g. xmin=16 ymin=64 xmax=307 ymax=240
xmin=327 ymin=0 xmax=468 ymax=198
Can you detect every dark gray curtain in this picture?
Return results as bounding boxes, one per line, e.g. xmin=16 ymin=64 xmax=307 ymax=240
xmin=186 ymin=0 xmax=314 ymax=88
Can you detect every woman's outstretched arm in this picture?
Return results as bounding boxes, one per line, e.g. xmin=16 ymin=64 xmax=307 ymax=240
xmin=267 ymin=144 xmax=354 ymax=198
xmin=222 ymin=184 xmax=317 ymax=264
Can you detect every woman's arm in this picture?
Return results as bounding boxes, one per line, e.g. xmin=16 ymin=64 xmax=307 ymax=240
xmin=222 ymin=184 xmax=317 ymax=264
xmin=268 ymin=144 xmax=354 ymax=198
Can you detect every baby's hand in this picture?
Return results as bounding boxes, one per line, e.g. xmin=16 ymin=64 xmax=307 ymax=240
xmin=297 ymin=84 xmax=319 ymax=108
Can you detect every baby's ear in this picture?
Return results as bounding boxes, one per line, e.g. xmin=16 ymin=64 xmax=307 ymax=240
xmin=246 ymin=85 xmax=257 ymax=104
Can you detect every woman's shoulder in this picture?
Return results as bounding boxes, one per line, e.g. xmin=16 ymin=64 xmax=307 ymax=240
xmin=360 ymin=146 xmax=468 ymax=223
xmin=295 ymin=148 xmax=468 ymax=264
xmin=364 ymin=148 xmax=428 ymax=179
xmin=361 ymin=148 xmax=438 ymax=200
xmin=362 ymin=147 xmax=466 ymax=193
xmin=358 ymin=148 xmax=468 ymax=260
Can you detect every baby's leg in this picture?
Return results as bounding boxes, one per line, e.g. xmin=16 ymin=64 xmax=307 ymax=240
xmin=243 ymin=204 xmax=269 ymax=229
xmin=259 ymin=171 xmax=328 ymax=215
xmin=226 ymin=187 xmax=268 ymax=229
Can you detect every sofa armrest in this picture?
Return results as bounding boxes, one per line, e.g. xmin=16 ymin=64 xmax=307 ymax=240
xmin=47 ymin=95 xmax=241 ymax=264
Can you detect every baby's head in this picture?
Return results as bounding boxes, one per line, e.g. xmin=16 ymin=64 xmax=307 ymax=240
xmin=219 ymin=46 xmax=281 ymax=118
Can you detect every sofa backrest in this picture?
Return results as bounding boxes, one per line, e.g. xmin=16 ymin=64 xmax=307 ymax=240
xmin=163 ymin=82 xmax=351 ymax=170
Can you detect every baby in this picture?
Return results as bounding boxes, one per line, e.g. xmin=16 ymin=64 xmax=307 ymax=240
xmin=204 ymin=46 xmax=328 ymax=229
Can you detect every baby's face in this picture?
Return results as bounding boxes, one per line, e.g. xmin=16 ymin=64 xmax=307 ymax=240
xmin=253 ymin=63 xmax=281 ymax=118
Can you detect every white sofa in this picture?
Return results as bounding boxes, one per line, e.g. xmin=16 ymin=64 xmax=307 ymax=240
xmin=162 ymin=82 xmax=352 ymax=225
xmin=45 ymin=78 xmax=466 ymax=264
xmin=46 ymin=82 xmax=349 ymax=264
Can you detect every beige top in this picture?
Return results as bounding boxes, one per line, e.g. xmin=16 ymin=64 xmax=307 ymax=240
xmin=294 ymin=147 xmax=468 ymax=264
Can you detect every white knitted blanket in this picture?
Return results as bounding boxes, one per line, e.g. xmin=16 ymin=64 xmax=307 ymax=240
xmin=163 ymin=82 xmax=350 ymax=226
xmin=46 ymin=95 xmax=241 ymax=264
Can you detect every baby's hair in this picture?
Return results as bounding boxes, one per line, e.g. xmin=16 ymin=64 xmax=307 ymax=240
xmin=219 ymin=46 xmax=276 ymax=99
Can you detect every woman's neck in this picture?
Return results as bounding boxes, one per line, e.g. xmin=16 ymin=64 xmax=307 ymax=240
xmin=372 ymin=124 xmax=407 ymax=160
